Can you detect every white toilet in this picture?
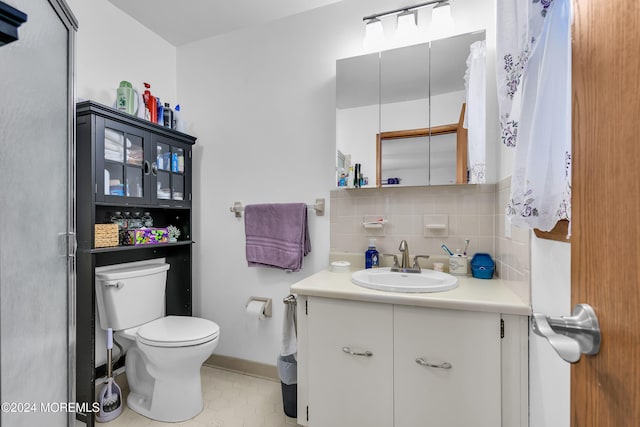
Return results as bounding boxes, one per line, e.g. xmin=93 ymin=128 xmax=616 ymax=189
xmin=95 ymin=259 xmax=220 ymax=423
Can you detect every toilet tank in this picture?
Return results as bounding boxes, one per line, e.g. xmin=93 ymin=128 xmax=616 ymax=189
xmin=95 ymin=260 xmax=170 ymax=331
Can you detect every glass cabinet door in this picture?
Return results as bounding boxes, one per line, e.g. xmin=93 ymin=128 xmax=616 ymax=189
xmin=154 ymin=138 xmax=189 ymax=206
xmin=98 ymin=119 xmax=150 ymax=204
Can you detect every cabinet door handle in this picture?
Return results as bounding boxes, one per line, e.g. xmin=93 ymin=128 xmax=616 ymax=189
xmin=144 ymin=160 xmax=151 ymax=175
xmin=342 ymin=347 xmax=373 ymax=357
xmin=415 ymin=357 xmax=452 ymax=369
xmin=151 ymin=162 xmax=158 ymax=176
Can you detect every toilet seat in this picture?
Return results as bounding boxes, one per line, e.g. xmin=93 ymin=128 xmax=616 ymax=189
xmin=127 ymin=316 xmax=220 ymax=348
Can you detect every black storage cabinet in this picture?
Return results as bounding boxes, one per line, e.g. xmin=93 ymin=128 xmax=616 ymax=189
xmin=75 ymin=101 xmax=196 ymax=426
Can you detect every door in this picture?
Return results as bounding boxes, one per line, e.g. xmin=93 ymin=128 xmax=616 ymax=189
xmin=394 ymin=306 xmax=501 ymax=427
xmin=307 ymin=297 xmax=393 ymax=427
xmin=0 ymin=0 xmax=77 ymax=426
xmin=571 ymin=0 xmax=640 ymax=425
xmin=97 ymin=118 xmax=151 ymax=204
xmin=152 ymin=135 xmax=191 ymax=207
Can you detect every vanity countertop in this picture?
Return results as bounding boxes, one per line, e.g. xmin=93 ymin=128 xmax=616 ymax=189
xmin=290 ymin=269 xmax=531 ymax=316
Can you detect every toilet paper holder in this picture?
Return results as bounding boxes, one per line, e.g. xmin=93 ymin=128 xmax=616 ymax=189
xmin=246 ymin=297 xmax=272 ymax=318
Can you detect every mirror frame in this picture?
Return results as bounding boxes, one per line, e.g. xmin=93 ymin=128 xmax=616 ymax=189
xmin=375 ymin=103 xmax=468 ymax=187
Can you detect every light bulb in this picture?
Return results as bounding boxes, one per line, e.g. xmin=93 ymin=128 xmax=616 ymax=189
xmin=396 ymin=10 xmax=419 ymax=45
xmin=363 ymin=18 xmax=384 ymax=51
xmin=431 ymin=1 xmax=454 ymax=39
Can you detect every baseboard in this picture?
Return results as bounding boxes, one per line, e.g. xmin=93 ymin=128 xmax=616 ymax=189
xmin=204 ymin=354 xmax=279 ymax=382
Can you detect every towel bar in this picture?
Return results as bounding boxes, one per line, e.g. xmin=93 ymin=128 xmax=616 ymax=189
xmin=230 ymin=199 xmax=325 ymax=217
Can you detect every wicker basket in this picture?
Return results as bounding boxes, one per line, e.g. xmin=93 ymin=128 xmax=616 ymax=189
xmin=94 ymin=223 xmax=119 ymax=248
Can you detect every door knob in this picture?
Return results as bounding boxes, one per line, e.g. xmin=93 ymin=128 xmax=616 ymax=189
xmin=531 ymin=304 xmax=601 ymax=363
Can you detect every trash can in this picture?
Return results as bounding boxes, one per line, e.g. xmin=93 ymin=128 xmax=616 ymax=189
xmin=277 ymin=353 xmax=297 ymax=418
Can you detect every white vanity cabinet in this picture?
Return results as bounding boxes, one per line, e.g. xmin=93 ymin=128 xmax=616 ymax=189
xmin=306 ymin=297 xmax=393 ymax=427
xmin=297 ymin=295 xmax=527 ymax=427
xmin=394 ymin=305 xmax=501 ymax=427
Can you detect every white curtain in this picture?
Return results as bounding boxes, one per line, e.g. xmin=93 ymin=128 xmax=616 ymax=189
xmin=464 ymin=40 xmax=486 ymax=184
xmin=497 ymin=0 xmax=572 ymax=232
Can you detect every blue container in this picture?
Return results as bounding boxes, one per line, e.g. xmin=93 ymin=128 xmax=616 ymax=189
xmin=471 ymin=253 xmax=495 ymax=279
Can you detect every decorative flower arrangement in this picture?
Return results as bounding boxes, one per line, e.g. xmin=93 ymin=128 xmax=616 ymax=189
xmin=167 ymin=225 xmax=181 ymax=242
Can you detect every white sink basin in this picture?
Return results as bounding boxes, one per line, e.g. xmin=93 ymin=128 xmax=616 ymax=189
xmin=351 ymin=267 xmax=458 ymax=293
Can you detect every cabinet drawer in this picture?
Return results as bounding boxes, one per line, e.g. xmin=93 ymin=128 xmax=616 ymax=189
xmin=307 ymin=297 xmax=393 ymax=427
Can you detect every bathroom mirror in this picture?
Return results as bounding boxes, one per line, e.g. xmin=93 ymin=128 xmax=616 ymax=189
xmin=376 ymin=113 xmax=466 ymax=186
xmin=336 ymin=30 xmax=486 ymax=188
xmin=336 ymin=51 xmax=380 ymax=186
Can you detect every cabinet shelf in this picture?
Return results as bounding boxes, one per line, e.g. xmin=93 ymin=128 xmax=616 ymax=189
xmin=87 ymin=240 xmax=193 ymax=254
xmin=95 ymin=201 xmax=191 ymax=210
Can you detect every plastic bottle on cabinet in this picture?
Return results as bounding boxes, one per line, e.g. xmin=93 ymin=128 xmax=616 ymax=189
xmin=142 ymin=83 xmax=157 ymax=123
xmin=365 ymin=239 xmax=379 ymax=269
xmin=173 ymin=104 xmax=183 ymax=132
xmin=354 ymin=164 xmax=361 ymax=188
xmin=156 ymin=98 xmax=164 ymax=126
xmin=163 ymin=103 xmax=173 ymax=129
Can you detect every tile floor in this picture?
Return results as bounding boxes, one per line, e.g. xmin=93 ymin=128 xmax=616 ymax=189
xmin=100 ymin=366 xmax=299 ymax=427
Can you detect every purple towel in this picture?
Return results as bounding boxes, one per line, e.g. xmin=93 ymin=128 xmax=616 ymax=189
xmin=244 ymin=203 xmax=311 ymax=272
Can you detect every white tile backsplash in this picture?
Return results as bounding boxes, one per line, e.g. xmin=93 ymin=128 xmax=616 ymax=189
xmin=331 ymin=185 xmax=498 ymax=259
xmin=330 ymin=179 xmax=531 ymax=302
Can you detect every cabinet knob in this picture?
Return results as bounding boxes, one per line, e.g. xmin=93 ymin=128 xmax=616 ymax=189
xmin=342 ymin=347 xmax=373 ymax=357
xmin=415 ymin=357 xmax=452 ymax=369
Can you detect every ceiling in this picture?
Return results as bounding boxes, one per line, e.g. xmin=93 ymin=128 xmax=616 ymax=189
xmin=107 ymin=0 xmax=343 ymax=46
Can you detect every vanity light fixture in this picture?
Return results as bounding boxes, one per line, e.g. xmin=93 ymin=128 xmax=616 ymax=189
xmin=395 ymin=9 xmax=419 ymax=43
xmin=363 ymin=0 xmax=454 ymax=49
xmin=430 ymin=1 xmax=454 ymax=38
xmin=363 ymin=17 xmax=385 ymax=51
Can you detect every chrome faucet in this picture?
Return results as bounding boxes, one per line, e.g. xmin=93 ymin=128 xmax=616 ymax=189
xmin=399 ymin=240 xmax=411 ymax=269
xmin=384 ymin=240 xmax=430 ymax=273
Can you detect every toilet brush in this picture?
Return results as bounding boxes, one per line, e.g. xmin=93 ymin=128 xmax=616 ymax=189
xmin=96 ymin=328 xmax=123 ymax=422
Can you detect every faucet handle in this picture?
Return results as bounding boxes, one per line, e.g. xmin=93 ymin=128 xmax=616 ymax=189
xmin=412 ymin=255 xmax=430 ymax=271
xmin=382 ymin=253 xmax=400 ymax=269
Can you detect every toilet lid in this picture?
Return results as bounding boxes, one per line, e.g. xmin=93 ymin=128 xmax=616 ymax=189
xmin=136 ymin=316 xmax=220 ymax=348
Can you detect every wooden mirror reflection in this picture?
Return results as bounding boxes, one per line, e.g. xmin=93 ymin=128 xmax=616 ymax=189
xmin=376 ymin=104 xmax=467 ymax=187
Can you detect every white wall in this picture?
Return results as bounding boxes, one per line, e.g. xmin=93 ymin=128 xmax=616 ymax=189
xmin=67 ymin=0 xmax=177 ymax=108
xmin=177 ymin=0 xmax=496 ymax=366
xmin=529 ymin=238 xmax=572 ymax=426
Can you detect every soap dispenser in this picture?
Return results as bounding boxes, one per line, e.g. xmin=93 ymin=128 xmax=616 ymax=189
xmin=365 ymin=239 xmax=379 ymax=269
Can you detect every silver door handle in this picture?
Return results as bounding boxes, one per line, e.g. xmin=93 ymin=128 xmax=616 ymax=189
xmin=531 ymin=304 xmax=601 ymax=363
xmin=415 ymin=358 xmax=452 ymax=369
xmin=342 ymin=347 xmax=373 ymax=357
